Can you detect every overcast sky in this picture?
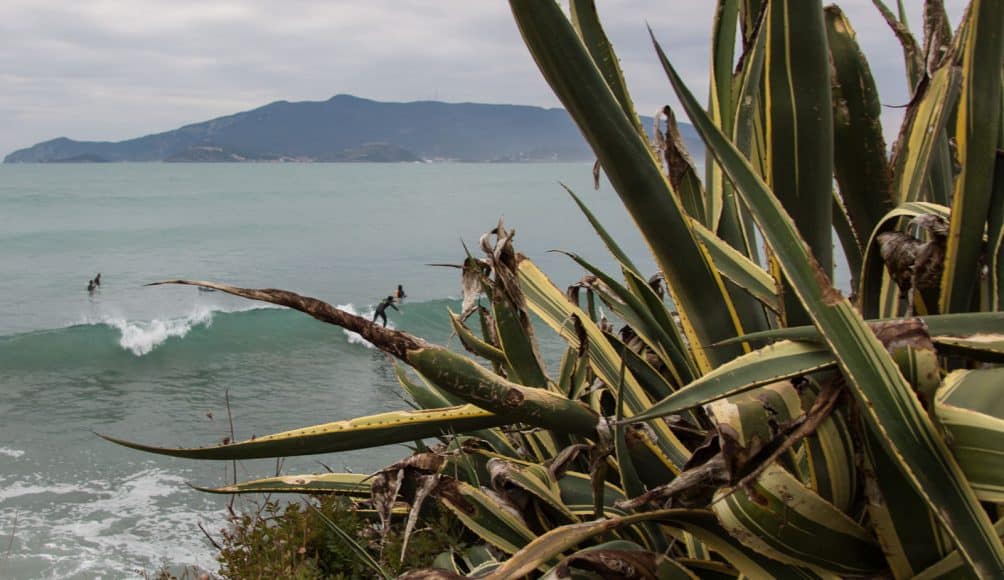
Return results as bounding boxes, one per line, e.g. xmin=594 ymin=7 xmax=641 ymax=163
xmin=1 ymin=1 xmax=967 ymax=156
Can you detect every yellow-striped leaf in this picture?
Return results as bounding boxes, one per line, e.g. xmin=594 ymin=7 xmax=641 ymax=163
xmin=101 ymin=405 xmax=510 ymax=460
xmin=510 ymin=0 xmax=745 ymax=371
xmin=940 ymin=0 xmax=1004 ymax=313
xmin=656 ymin=38 xmax=1004 ymax=574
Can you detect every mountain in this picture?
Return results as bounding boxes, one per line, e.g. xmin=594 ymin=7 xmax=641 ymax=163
xmin=5 ymin=94 xmax=701 ymax=163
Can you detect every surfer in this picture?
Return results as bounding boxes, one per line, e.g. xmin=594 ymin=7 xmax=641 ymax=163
xmin=395 ymin=284 xmax=407 ymax=300
xmin=372 ymin=296 xmax=399 ymax=327
xmin=94 ymin=273 xmax=101 ymax=287
xmin=87 ymin=279 xmax=96 ymax=294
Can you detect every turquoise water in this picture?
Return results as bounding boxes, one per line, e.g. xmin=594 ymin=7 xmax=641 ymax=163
xmin=0 ymin=163 xmax=656 ymax=578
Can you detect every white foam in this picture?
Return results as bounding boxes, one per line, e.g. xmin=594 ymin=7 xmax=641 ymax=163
xmin=3 ymin=467 xmax=226 ymax=578
xmin=103 ymin=305 xmax=215 ymax=356
xmin=0 ymin=446 xmax=25 ymax=458
xmin=335 ymin=303 xmax=395 ymax=349
xmin=78 ymin=303 xmax=279 ymax=357
xmin=0 ymin=481 xmax=87 ymax=502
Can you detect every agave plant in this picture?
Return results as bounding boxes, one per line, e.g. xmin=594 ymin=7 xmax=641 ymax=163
xmin=104 ymin=0 xmax=1004 ymax=577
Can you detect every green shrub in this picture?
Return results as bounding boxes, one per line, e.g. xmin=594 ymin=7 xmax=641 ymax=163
xmin=216 ymin=496 xmax=465 ymax=579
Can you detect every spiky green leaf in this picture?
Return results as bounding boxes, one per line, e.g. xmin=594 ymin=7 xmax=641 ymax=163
xmin=656 ymin=38 xmax=1004 ymax=574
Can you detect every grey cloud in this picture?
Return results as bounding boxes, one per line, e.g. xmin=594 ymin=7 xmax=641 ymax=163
xmin=0 ymin=0 xmax=968 ymax=156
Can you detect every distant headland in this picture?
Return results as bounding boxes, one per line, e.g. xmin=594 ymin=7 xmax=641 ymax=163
xmin=3 ymin=94 xmax=700 ymax=164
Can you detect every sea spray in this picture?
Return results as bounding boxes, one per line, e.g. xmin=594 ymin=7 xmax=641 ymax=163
xmin=77 ymin=303 xmax=281 ymax=356
xmin=335 ymin=303 xmax=395 ymax=349
xmin=106 ymin=306 xmax=215 ymax=356
xmin=0 ymin=447 xmax=25 ymax=459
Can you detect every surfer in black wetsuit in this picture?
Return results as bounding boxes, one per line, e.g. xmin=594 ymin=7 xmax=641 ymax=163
xmin=87 ymin=279 xmax=96 ymax=294
xmin=395 ymin=284 xmax=407 ymax=300
xmin=94 ymin=273 xmax=101 ymax=287
xmin=372 ymin=296 xmax=399 ymax=327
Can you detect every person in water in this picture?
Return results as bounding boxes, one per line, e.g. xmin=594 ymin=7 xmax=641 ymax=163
xmin=372 ymin=296 xmax=399 ymax=327
xmin=395 ymin=284 xmax=407 ymax=300
xmin=87 ymin=279 xmax=96 ymax=293
xmin=94 ymin=273 xmax=101 ymax=287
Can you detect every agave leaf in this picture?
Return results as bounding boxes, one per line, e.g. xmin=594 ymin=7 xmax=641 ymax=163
xmin=568 ymin=0 xmax=647 ymax=143
xmin=561 ymin=250 xmax=692 ymax=385
xmin=613 ymin=351 xmax=644 ymax=498
xmin=620 ymin=265 xmax=698 ymax=373
xmin=482 ymin=224 xmax=552 ymax=389
xmin=488 ymin=508 xmax=821 ymax=580
xmin=921 ymin=15 xmax=960 ymax=210
xmin=462 ymin=544 xmax=498 ymax=571
xmin=872 ymin=0 xmax=925 ymax=86
xmin=721 ymin=313 xmax=1004 ymax=364
xmin=146 ymin=280 xmax=597 ymax=434
xmin=798 ymin=383 xmax=857 ymax=512
xmin=448 ymin=310 xmax=506 ymax=365
xmin=923 ymin=0 xmax=954 ymax=70
xmin=861 ymin=426 xmax=955 ymax=576
xmin=431 ymin=551 xmax=463 ymax=575
xmin=491 ymin=294 xmax=550 ymax=388
xmin=731 ymin=11 xmax=768 ymax=180
xmin=936 ymin=368 xmax=1004 ymax=502
xmin=831 ymin=192 xmax=864 ymax=287
xmin=602 ymin=330 xmax=673 ymax=401
xmin=556 ymin=472 xmax=628 ymax=514
xmin=762 ymin=0 xmax=834 ymax=326
xmin=606 ymin=353 xmax=669 ymax=554
xmin=692 ymin=219 xmax=780 ymax=313
xmin=932 ymin=334 xmax=1004 ymax=362
xmin=890 ymin=66 xmax=962 ymax=206
xmin=669 ymin=509 xmax=824 ymax=579
xmin=704 ymin=0 xmax=740 ymax=232
xmin=487 ymin=458 xmax=578 ymax=524
xmin=858 ymin=202 xmax=950 ymax=318
xmin=101 ymin=405 xmax=510 ymax=460
xmin=538 ymin=541 xmax=700 ymax=579
xmin=987 ymin=150 xmax=1004 ymax=310
xmin=554 ymin=548 xmax=699 ymax=580
xmin=708 ymin=378 xmax=803 ymax=443
xmin=725 ymin=8 xmax=767 ymax=258
xmin=711 ymin=464 xmax=884 ymax=576
xmin=739 ymin=0 xmax=766 ymax=48
xmin=915 ymin=519 xmax=1004 ymax=580
xmin=656 ymin=105 xmax=708 ymax=226
xmin=510 ymin=0 xmax=745 ymax=371
xmin=562 ymin=184 xmax=641 ymax=277
xmin=619 ymin=419 xmax=680 ymax=491
xmin=561 ymin=345 xmax=592 ymax=402
xmin=672 ymin=559 xmax=739 ymax=580
xmin=826 ymin=5 xmax=894 ymax=254
xmin=518 ymin=258 xmax=691 ymax=468
xmin=555 ymin=345 xmax=581 ymax=399
xmin=480 ymin=512 xmax=666 ymax=579
xmin=716 ymin=13 xmax=773 ymax=342
xmin=403 ymin=354 xmax=593 ymax=435
xmin=395 ymin=365 xmax=520 ymax=457
xmin=438 ymin=478 xmax=537 ymax=555
xmin=633 ymin=341 xmax=836 ymax=422
xmin=197 ymin=472 xmax=371 ymax=495
xmin=655 ymin=40 xmax=1004 ymax=574
xmin=394 ymin=363 xmax=464 ymax=409
xmin=883 ymin=318 xmax=943 ymax=405
xmin=612 ymin=408 xmax=671 ymax=556
xmin=940 ymin=0 xmax=1004 ymax=314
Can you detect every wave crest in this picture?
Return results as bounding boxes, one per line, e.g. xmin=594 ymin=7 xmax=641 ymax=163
xmin=104 ymin=307 xmax=215 ymax=356
xmin=335 ymin=303 xmax=393 ymax=349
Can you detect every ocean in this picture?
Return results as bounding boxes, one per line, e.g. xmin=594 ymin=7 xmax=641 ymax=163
xmin=0 ymin=162 xmax=658 ymax=578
